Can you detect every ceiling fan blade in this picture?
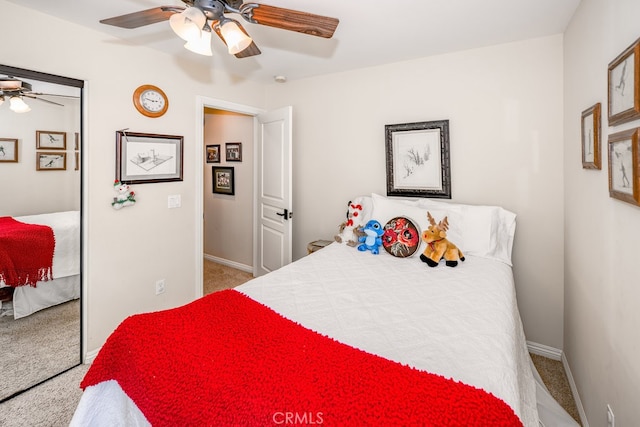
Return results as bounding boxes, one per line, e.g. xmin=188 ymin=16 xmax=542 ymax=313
xmin=240 ymin=4 xmax=339 ymax=38
xmin=31 ymin=92 xmax=80 ymax=99
xmin=22 ymin=94 xmax=64 ymax=107
xmin=212 ymin=22 xmax=262 ymax=58
xmin=100 ymin=6 xmax=183 ymax=29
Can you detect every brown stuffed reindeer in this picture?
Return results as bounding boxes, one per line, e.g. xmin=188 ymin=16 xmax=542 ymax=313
xmin=420 ymin=212 xmax=465 ymax=267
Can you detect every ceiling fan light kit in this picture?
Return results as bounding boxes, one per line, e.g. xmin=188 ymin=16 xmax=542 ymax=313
xmin=101 ymin=0 xmax=339 ymax=59
xmin=9 ymin=96 xmax=30 ymax=113
xmin=184 ymin=28 xmax=213 ymax=56
xmin=218 ymin=19 xmax=252 ymax=54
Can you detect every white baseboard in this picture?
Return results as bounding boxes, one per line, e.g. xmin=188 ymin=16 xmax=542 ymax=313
xmin=204 ymin=254 xmax=253 ymax=274
xmin=561 ymin=352 xmax=589 ymax=427
xmin=527 ymin=341 xmax=589 ymax=427
xmin=527 ymin=340 xmax=562 ymax=360
xmin=83 ymin=347 xmax=100 ymax=364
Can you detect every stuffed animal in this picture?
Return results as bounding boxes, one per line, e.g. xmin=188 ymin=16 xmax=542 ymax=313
xmin=111 ymin=180 xmax=136 ymax=210
xmin=357 ymin=219 xmax=384 ymax=254
xmin=420 ymin=212 xmax=465 ymax=267
xmin=335 ymin=199 xmax=367 ymax=247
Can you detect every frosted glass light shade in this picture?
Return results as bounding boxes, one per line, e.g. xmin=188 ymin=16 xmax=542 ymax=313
xmin=170 ymin=7 xmax=206 ymax=42
xmin=9 ymin=96 xmax=30 ymax=113
xmin=220 ymin=20 xmax=252 ymax=55
xmin=184 ymin=30 xmax=213 ymax=56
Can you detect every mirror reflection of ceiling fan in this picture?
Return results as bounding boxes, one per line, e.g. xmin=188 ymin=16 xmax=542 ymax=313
xmin=0 ymin=77 xmax=78 ymax=113
xmin=100 ymin=0 xmax=339 ymax=57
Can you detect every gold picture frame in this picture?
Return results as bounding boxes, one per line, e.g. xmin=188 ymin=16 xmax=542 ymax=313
xmin=36 ymin=152 xmax=67 ymax=171
xmin=608 ymin=38 xmax=640 ymax=126
xmin=608 ymin=127 xmax=639 ymax=205
xmin=36 ymin=130 xmax=67 ymax=150
xmin=581 ymin=103 xmax=601 ymax=169
xmin=0 ymin=138 xmax=18 ymax=163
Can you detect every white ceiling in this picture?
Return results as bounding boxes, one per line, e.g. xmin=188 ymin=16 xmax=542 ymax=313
xmin=7 ymin=0 xmax=581 ymax=85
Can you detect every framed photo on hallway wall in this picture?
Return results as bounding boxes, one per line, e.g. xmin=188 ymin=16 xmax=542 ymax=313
xmin=212 ymin=166 xmax=235 ymax=195
xmin=206 ymin=144 xmax=220 ymax=163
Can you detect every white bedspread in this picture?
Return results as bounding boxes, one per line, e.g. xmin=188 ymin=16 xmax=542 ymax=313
xmin=72 ymin=243 xmax=539 ymax=426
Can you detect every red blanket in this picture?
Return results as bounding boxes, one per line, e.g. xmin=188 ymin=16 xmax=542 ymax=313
xmin=82 ymin=290 xmax=522 ymax=426
xmin=0 ymin=217 xmax=55 ymax=287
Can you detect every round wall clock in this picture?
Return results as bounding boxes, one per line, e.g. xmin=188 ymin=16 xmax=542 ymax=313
xmin=133 ymin=84 xmax=168 ymax=118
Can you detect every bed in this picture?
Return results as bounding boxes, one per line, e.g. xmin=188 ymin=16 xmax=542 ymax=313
xmin=69 ymin=195 xmax=576 ymax=426
xmin=0 ymin=210 xmax=80 ymax=319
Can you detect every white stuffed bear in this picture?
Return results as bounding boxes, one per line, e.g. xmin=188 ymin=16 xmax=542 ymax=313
xmin=334 ymin=196 xmax=370 ymax=247
xmin=112 ymin=180 xmax=136 ymax=210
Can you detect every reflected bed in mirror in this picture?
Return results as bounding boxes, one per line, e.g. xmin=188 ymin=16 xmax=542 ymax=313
xmin=0 ymin=64 xmax=83 ymax=403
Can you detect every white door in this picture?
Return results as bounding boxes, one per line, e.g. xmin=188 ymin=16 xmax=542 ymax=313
xmin=255 ymin=106 xmax=293 ymax=277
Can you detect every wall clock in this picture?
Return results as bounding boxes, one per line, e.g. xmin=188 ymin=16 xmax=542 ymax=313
xmin=132 ymin=84 xmax=168 ymax=118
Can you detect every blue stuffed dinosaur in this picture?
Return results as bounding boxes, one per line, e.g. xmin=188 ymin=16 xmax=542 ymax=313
xmin=357 ymin=220 xmax=384 ymax=254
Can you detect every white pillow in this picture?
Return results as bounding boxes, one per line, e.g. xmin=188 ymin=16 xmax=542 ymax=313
xmin=370 ymin=194 xmax=465 ymax=256
xmin=414 ymin=197 xmax=516 ymax=265
xmin=370 ymin=194 xmax=516 ymax=265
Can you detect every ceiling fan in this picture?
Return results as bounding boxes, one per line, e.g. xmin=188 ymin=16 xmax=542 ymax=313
xmin=100 ymin=0 xmax=340 ymax=57
xmin=0 ymin=77 xmax=78 ymax=113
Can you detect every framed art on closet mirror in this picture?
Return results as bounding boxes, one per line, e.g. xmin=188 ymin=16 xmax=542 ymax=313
xmin=36 ymin=130 xmax=66 ymax=150
xmin=36 ymin=152 xmax=66 ymax=171
xmin=0 ymin=138 xmax=18 ymax=162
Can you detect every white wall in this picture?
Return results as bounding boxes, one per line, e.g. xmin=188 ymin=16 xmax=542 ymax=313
xmin=1 ymin=0 xmax=266 ymax=352
xmin=203 ymin=109 xmax=254 ymax=267
xmin=265 ymin=35 xmax=566 ymax=348
xmin=564 ymin=0 xmax=640 ymax=425
xmin=0 ymin=94 xmax=80 ymax=216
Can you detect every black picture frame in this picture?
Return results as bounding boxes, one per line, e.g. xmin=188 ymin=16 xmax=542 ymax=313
xmin=385 ymin=120 xmax=451 ymax=198
xmin=115 ymin=131 xmax=183 ymax=184
xmin=212 ymin=166 xmax=235 ymax=195
xmin=225 ymin=142 xmax=242 ymax=162
xmin=206 ymin=144 xmax=220 ymax=163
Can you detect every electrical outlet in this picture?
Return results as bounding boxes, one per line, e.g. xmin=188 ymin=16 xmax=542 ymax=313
xmin=155 ymin=279 xmax=166 ymax=295
xmin=607 ymin=404 xmax=615 ymax=427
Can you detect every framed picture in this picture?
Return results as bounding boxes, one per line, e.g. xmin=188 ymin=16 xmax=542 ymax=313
xmin=115 ymin=131 xmax=183 ymax=184
xmin=608 ymin=127 xmax=639 ymax=205
xmin=385 ymin=120 xmax=451 ymax=198
xmin=36 ymin=152 xmax=66 ymax=171
xmin=225 ymin=142 xmax=242 ymax=162
xmin=75 ymin=152 xmax=79 ymax=171
xmin=36 ymin=130 xmax=66 ymax=150
xmin=206 ymin=144 xmax=220 ymax=163
xmin=212 ymin=166 xmax=235 ymax=195
xmin=75 ymin=132 xmax=80 ymax=151
xmin=0 ymin=138 xmax=18 ymax=163
xmin=581 ymin=103 xmax=601 ymax=169
xmin=608 ymin=38 xmax=640 ymax=126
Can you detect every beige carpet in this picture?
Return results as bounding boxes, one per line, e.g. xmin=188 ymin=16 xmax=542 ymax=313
xmin=203 ymin=258 xmax=254 ymax=295
xmin=531 ymin=353 xmax=582 ymax=424
xmin=0 ymin=261 xmax=582 ymax=426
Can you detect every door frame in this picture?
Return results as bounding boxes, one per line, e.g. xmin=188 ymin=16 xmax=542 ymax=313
xmin=194 ymin=96 xmax=264 ymax=299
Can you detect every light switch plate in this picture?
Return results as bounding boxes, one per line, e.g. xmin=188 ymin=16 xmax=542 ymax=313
xmin=168 ymin=194 xmax=181 ymax=208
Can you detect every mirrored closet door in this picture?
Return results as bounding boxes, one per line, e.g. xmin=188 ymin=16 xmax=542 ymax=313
xmin=0 ymin=64 xmax=83 ymax=402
